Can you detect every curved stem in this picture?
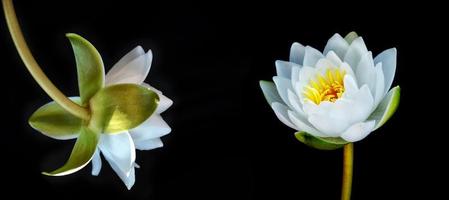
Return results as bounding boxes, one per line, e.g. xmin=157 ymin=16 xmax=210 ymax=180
xmin=2 ymin=0 xmax=90 ymax=120
xmin=341 ymin=143 xmax=354 ymax=200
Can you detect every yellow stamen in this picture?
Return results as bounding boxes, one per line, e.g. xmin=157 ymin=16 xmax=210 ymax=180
xmin=303 ymin=68 xmax=346 ymax=105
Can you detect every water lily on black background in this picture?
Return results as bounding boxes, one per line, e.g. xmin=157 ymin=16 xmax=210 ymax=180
xmin=0 ymin=0 xmax=442 ymax=199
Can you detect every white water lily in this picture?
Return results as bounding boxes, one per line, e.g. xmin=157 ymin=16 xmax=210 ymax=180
xmin=89 ymin=46 xmax=173 ymax=189
xmin=260 ymin=32 xmax=399 ymax=145
xmin=3 ymin=0 xmax=170 ymax=189
xmin=26 ymin=34 xmax=171 ymax=189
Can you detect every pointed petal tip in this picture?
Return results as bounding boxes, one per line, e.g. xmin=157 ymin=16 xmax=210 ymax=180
xmin=259 ymin=80 xmax=271 ymax=85
xmin=383 ymin=47 xmax=397 ymax=55
xmin=146 ymin=49 xmax=153 ymax=58
xmin=345 ymin=31 xmax=358 ymax=37
xmin=291 ymin=42 xmax=302 ymax=47
xmin=41 ymin=171 xmax=52 ymax=176
xmin=65 ymin=32 xmax=80 ymax=38
xmin=259 ymin=80 xmax=273 ymax=90
xmin=126 ymin=181 xmax=135 ymax=190
xmin=333 ymin=33 xmax=343 ymax=37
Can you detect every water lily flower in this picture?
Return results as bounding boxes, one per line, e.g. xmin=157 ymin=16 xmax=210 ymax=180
xmin=90 ymin=46 xmax=173 ymax=189
xmin=260 ymin=32 xmax=399 ymax=149
xmin=259 ymin=31 xmax=400 ymax=200
xmin=26 ymin=34 xmax=172 ymax=190
xmin=3 ymin=0 xmax=172 ymax=190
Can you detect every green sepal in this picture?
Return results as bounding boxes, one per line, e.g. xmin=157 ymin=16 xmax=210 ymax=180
xmin=42 ymin=126 xmax=100 ymax=176
xmin=369 ymin=86 xmax=400 ymax=130
xmin=294 ymin=132 xmax=348 ymax=150
xmin=89 ymin=83 xmax=159 ymax=134
xmin=67 ymin=33 xmax=105 ymax=105
xmin=29 ymin=97 xmax=82 ymax=140
xmin=344 ymin=31 xmax=359 ymax=44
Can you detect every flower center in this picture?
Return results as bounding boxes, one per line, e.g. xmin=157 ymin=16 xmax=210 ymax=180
xmin=303 ymin=68 xmax=346 ymax=105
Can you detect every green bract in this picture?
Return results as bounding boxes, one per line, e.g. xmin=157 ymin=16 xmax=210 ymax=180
xmin=29 ymin=34 xmax=159 ymax=175
xmin=369 ymin=86 xmax=400 ymax=130
xmin=29 ymin=97 xmax=82 ymax=140
xmin=42 ymin=126 xmax=100 ymax=176
xmin=67 ymin=33 xmax=105 ymax=105
xmin=295 ymin=132 xmax=347 ymax=150
xmin=89 ymin=84 xmax=159 ymax=133
xmin=344 ymin=31 xmax=359 ymax=44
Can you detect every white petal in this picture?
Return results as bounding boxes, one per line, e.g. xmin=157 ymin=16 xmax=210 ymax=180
xmin=302 ymin=99 xmax=319 ymax=116
xmin=260 ymin=81 xmax=283 ymax=105
xmin=307 ymin=101 xmax=353 ymax=137
xmin=105 ymin=50 xmax=153 ymax=85
xmin=134 ymin=163 xmax=140 ymax=168
xmin=343 ymin=75 xmax=359 ymax=97
xmin=374 ymin=63 xmax=385 ymax=106
xmin=355 ymin=52 xmax=376 ymax=93
xmin=344 ymin=37 xmax=368 ymax=71
xmin=303 ymin=46 xmax=324 ymax=67
xmin=134 ymin=138 xmax=164 ymax=150
xmin=291 ymin=65 xmax=301 ymax=87
xmin=271 ymin=102 xmax=297 ymax=129
xmin=339 ymin=62 xmax=356 ymax=79
xmin=129 ymin=114 xmax=171 ymax=142
xmin=342 ymin=85 xmax=375 ymax=123
xmin=305 ymin=85 xmax=374 ymax=136
xmin=142 ymin=83 xmax=173 ymax=113
xmin=295 ymin=82 xmax=308 ymax=104
xmin=287 ymin=110 xmax=326 ymax=137
xmin=287 ymin=89 xmax=305 ymax=116
xmin=106 ymin=46 xmax=144 ymax=78
xmin=374 ymin=48 xmax=397 ymax=92
xmin=315 ymin=58 xmax=338 ymax=74
xmin=325 ymin=51 xmax=343 ymax=66
xmin=341 ymin=120 xmax=375 ymax=142
xmin=294 ymin=66 xmax=316 ymax=104
xmin=105 ymin=156 xmax=136 ymax=190
xmin=273 ymin=76 xmax=293 ymax=108
xmin=91 ymin=149 xmax=102 ymax=176
xmin=290 ymin=42 xmax=305 ymax=65
xmin=323 ymin=33 xmax=349 ymax=59
xmin=99 ymin=131 xmax=136 ymax=175
xmin=298 ymin=66 xmax=316 ymax=85
xmin=276 ymin=60 xmax=298 ymax=78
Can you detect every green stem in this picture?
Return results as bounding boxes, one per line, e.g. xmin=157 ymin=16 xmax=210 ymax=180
xmin=341 ymin=143 xmax=354 ymax=200
xmin=2 ymin=0 xmax=90 ymax=120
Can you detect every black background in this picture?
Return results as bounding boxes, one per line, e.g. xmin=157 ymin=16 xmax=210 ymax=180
xmin=0 ymin=1 xmax=445 ymax=199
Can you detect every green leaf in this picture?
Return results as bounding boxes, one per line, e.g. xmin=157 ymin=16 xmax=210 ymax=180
xmin=42 ymin=126 xmax=100 ymax=176
xmin=344 ymin=31 xmax=359 ymax=44
xmin=369 ymin=86 xmax=400 ymax=130
xmin=294 ymin=132 xmax=348 ymax=150
xmin=259 ymin=80 xmax=282 ymax=105
xmin=89 ymin=83 xmax=159 ymax=133
xmin=29 ymin=97 xmax=82 ymax=140
xmin=67 ymin=33 xmax=105 ymax=105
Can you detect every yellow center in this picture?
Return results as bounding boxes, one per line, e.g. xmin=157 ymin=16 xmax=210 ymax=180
xmin=303 ymin=68 xmax=346 ymax=105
